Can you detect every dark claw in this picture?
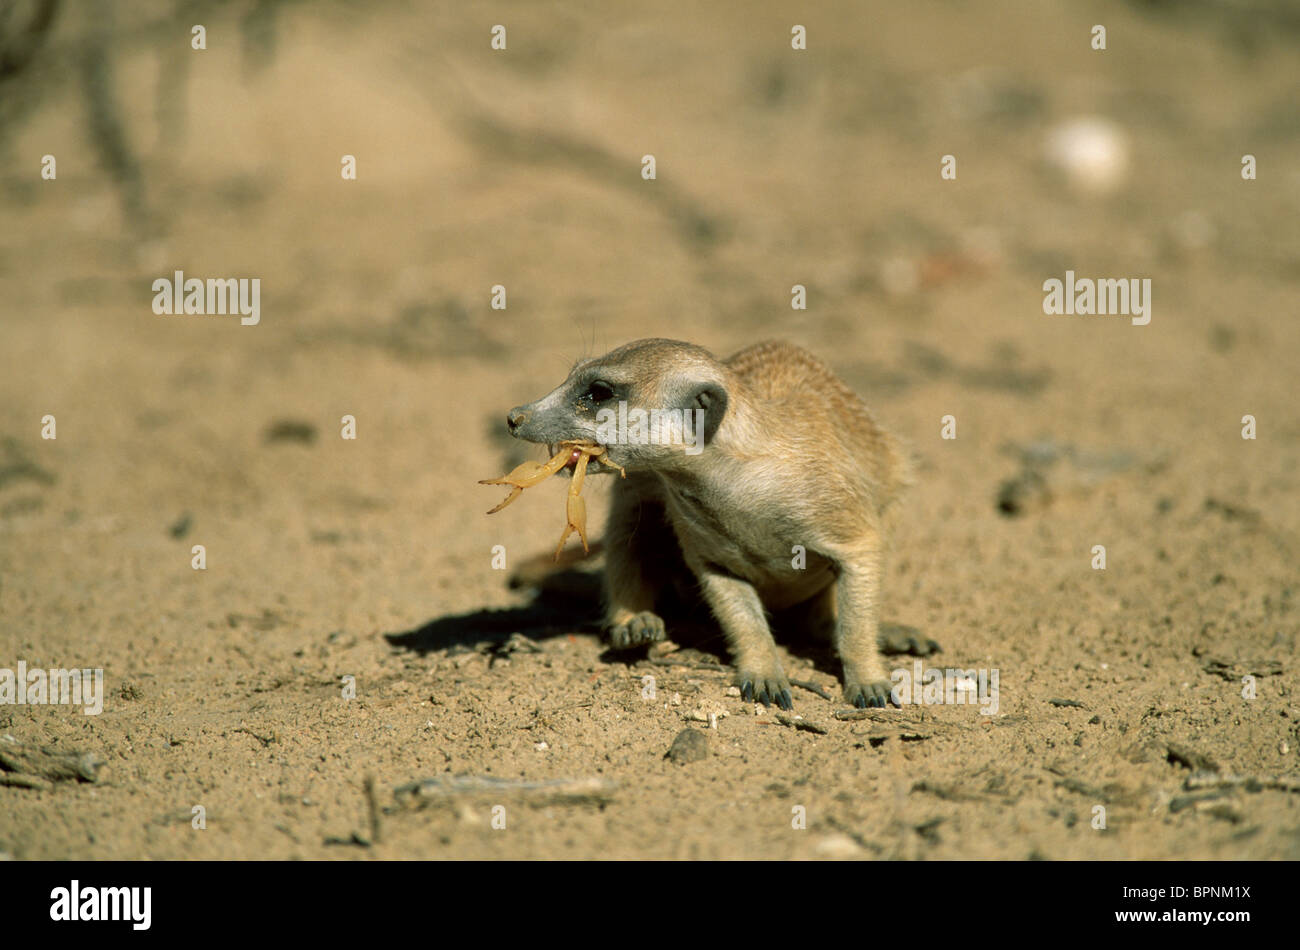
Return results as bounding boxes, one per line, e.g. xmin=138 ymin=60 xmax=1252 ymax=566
xmin=849 ymin=680 xmax=895 ymax=708
xmin=852 ymin=688 xmax=885 ymax=708
xmin=607 ymin=611 xmax=666 ymax=651
xmin=741 ymin=676 xmax=793 ymax=708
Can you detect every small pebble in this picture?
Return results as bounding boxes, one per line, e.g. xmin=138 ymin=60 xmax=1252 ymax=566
xmin=1043 ymin=116 xmax=1129 ymax=194
xmin=814 ymin=833 xmax=864 ymax=860
xmin=665 ymin=728 xmax=708 ymax=764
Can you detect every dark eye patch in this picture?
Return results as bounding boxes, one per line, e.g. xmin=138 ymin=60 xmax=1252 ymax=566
xmin=574 ymin=377 xmax=619 ymax=408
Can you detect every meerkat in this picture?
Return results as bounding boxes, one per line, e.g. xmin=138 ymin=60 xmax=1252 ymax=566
xmin=501 ymin=338 xmax=911 ymax=709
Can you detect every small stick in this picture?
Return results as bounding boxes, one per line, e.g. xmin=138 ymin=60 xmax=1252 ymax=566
xmin=364 ymin=774 xmax=382 ymax=844
xmin=775 ymin=713 xmax=829 ymax=735
xmin=789 ymin=679 xmax=832 ymax=701
xmin=233 ymin=727 xmax=277 ymax=748
xmin=1184 ymin=773 xmax=1300 ymax=794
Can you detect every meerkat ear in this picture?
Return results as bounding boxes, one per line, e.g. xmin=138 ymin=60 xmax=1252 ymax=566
xmin=685 ymin=382 xmax=728 ymax=444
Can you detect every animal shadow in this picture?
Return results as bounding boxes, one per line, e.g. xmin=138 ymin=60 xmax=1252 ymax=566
xmin=383 ymin=568 xmax=604 ymax=656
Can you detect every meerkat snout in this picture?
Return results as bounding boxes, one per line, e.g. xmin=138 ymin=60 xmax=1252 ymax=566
xmin=505 ymin=407 xmax=530 ymax=435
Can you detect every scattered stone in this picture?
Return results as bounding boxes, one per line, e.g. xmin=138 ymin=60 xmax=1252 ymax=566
xmin=665 ymin=728 xmax=708 ymax=764
xmin=814 ymin=833 xmax=865 ymax=859
xmin=647 ymin=641 xmax=679 ymax=659
xmin=1043 ymin=116 xmax=1130 ymax=194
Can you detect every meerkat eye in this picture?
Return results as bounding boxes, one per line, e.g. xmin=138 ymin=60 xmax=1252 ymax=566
xmin=585 ymin=380 xmax=615 ymax=404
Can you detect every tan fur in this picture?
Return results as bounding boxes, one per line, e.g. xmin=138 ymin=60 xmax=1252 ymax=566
xmin=504 ymin=338 xmax=910 ymax=708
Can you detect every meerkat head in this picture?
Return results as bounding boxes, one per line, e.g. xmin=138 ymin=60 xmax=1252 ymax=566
xmin=505 ymin=338 xmax=730 ymax=472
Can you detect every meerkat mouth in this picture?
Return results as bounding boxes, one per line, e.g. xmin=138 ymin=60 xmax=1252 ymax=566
xmin=547 ymin=442 xmax=611 ymax=477
xmin=547 ymin=444 xmax=582 ymax=467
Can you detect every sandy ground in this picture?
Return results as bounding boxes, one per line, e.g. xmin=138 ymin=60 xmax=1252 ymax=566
xmin=1 ymin=0 xmax=1297 ymax=860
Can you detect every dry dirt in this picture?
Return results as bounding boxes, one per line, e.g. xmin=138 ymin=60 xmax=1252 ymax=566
xmin=1 ymin=0 xmax=1298 ymax=860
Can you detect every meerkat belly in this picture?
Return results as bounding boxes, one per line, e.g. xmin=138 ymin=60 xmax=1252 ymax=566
xmin=661 ymin=483 xmax=836 ymax=608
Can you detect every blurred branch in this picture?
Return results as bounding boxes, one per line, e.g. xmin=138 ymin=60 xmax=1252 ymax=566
xmin=0 ymin=0 xmax=59 ymax=81
xmin=239 ymin=0 xmax=282 ymax=77
xmin=79 ymin=0 xmax=146 ymax=228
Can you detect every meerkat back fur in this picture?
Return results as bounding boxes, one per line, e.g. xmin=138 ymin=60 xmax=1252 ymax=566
xmin=503 ymin=338 xmax=911 ymax=708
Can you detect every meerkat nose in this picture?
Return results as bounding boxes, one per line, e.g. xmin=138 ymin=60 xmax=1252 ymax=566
xmin=506 ymin=408 xmax=530 ymax=433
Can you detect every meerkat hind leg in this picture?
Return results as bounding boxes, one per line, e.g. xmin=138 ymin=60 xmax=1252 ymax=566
xmin=878 ymin=623 xmax=942 ymax=657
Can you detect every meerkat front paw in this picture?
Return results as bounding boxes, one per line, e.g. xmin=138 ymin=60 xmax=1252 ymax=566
xmin=736 ymin=670 xmax=793 ymax=710
xmin=607 ymin=610 xmax=666 ymax=649
xmin=844 ymin=679 xmax=895 ymax=709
